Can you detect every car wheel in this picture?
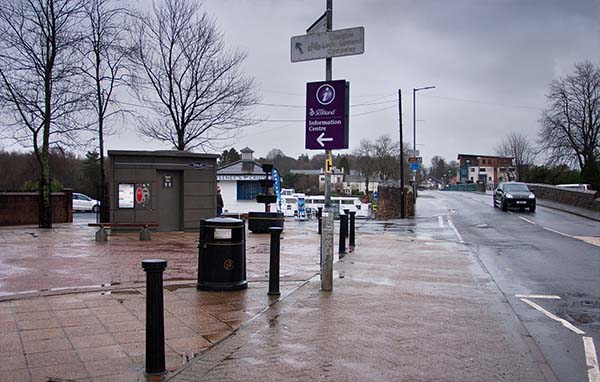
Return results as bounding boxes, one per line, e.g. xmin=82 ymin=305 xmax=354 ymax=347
xmin=501 ymin=200 xmax=507 ymax=211
xmin=493 ymin=197 xmax=497 ymax=208
xmin=529 ymin=205 xmax=536 ymax=212
xmin=92 ymin=205 xmax=100 ymax=213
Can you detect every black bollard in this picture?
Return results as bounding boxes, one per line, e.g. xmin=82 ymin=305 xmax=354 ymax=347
xmin=317 ymin=207 xmax=323 ymax=235
xmin=343 ymin=209 xmax=350 ymax=238
xmin=142 ymin=259 xmax=167 ymax=376
xmin=349 ymin=211 xmax=356 ymax=249
xmin=338 ymin=212 xmax=347 ymax=257
xmin=268 ymin=227 xmax=283 ymax=296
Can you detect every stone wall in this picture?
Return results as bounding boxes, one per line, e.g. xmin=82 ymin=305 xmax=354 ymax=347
xmin=526 ymin=183 xmax=600 ymax=211
xmin=377 ymin=185 xmax=414 ymax=219
xmin=0 ymin=189 xmax=73 ymax=226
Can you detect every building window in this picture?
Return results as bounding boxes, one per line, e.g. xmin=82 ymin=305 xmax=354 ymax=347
xmin=470 ymin=168 xmax=475 ymax=173
xmin=237 ymin=181 xmax=261 ymax=200
xmin=488 ymin=177 xmax=492 ymax=181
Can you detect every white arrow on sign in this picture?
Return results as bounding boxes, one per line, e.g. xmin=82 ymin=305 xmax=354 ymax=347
xmin=317 ymin=132 xmax=333 ymax=147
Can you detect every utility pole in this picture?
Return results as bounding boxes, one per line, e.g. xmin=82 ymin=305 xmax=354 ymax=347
xmin=321 ymin=0 xmax=334 ymax=291
xmin=398 ymin=89 xmax=405 ymax=218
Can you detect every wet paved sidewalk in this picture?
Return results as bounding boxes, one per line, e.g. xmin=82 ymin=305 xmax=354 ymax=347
xmin=0 ymin=219 xmax=321 ymax=381
xmin=0 ymin=214 xmax=556 ymax=381
xmin=169 ymin=223 xmax=554 ymax=382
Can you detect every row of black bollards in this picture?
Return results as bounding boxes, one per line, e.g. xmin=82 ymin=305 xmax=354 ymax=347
xmin=141 ymin=212 xmax=348 ymax=376
xmin=335 ymin=209 xmax=357 ymax=258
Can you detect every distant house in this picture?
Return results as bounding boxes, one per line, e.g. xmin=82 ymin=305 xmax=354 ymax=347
xmin=289 ymin=167 xmax=345 ymax=193
xmin=342 ymin=170 xmax=382 ymax=195
xmin=457 ymin=154 xmax=515 ymax=187
xmin=217 ymin=147 xmax=271 ymax=214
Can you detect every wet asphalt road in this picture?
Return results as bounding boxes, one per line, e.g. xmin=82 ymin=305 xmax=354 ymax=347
xmin=423 ymin=190 xmax=600 ymax=382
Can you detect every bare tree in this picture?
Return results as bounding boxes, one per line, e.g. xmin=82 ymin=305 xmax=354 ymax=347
xmin=81 ymin=0 xmax=131 ymax=220
xmin=0 ymin=0 xmax=86 ymax=228
xmin=373 ymin=134 xmax=400 ymax=180
xmin=130 ymin=0 xmax=258 ymax=151
xmin=495 ymin=132 xmax=537 ymax=181
xmin=539 ymin=61 xmax=600 ymax=188
xmin=429 ymin=155 xmax=448 ymax=181
xmin=353 ymin=138 xmax=377 ymax=198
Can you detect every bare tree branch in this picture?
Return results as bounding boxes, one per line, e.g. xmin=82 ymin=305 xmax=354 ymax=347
xmin=539 ymin=61 xmax=600 ymax=187
xmin=129 ymin=0 xmax=258 ymax=151
xmin=495 ymin=132 xmax=537 ymax=182
xmin=0 ymin=0 xmax=87 ymax=228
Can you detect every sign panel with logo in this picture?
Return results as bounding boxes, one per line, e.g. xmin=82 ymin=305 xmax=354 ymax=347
xmin=306 ymin=79 xmax=348 ymax=150
xmin=135 ymin=183 xmax=150 ymax=208
xmin=410 ymin=163 xmax=420 ymax=172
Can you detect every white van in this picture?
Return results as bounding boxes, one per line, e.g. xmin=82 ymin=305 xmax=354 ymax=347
xmin=556 ymin=184 xmax=592 ymax=191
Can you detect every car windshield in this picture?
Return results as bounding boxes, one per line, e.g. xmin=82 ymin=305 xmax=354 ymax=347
xmin=504 ymin=184 xmax=530 ymax=192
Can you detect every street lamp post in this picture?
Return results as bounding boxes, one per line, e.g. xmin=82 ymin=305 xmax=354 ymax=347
xmin=412 ymin=85 xmax=435 ymax=196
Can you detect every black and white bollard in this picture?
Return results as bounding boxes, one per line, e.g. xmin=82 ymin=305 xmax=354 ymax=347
xmin=142 ymin=259 xmax=167 ymax=376
xmin=268 ymin=227 xmax=283 ymax=296
xmin=349 ymin=211 xmax=356 ymax=249
xmin=317 ymin=207 xmax=323 ymax=235
xmin=338 ymin=212 xmax=348 ymax=258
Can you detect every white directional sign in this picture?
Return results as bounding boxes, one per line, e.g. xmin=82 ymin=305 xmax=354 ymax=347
xmin=307 ymin=12 xmax=327 ymax=34
xmin=291 ymin=26 xmax=365 ymax=63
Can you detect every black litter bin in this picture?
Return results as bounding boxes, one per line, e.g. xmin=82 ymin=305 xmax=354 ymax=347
xmin=197 ymin=217 xmax=247 ymax=291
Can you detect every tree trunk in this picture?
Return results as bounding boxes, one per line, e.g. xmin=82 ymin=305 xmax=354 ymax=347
xmin=39 ymin=151 xmax=52 ymax=228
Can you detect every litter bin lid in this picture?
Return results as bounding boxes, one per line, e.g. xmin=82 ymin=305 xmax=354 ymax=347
xmin=203 ymin=217 xmax=244 ymax=227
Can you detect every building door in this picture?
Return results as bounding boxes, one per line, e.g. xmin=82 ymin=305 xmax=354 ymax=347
xmin=158 ymin=171 xmax=181 ymax=231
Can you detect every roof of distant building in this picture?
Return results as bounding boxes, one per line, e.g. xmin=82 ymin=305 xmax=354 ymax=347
xmin=290 ymin=169 xmax=321 ymax=175
xmin=457 ymin=153 xmax=513 ymax=160
xmin=218 ymin=159 xmax=266 ymax=175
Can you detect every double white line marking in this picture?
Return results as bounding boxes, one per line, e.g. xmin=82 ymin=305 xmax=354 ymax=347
xmin=516 ymin=294 xmax=599 ymax=382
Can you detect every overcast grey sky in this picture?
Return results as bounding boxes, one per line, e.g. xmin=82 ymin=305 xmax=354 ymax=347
xmin=20 ymin=0 xmax=600 ymax=166
xmin=168 ymin=0 xmax=599 ymax=166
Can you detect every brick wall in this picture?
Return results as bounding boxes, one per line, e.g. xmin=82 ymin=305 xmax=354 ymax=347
xmin=0 ymin=189 xmax=73 ymax=226
xmin=377 ymin=185 xmax=414 ymax=219
xmin=526 ymin=184 xmax=600 ymax=211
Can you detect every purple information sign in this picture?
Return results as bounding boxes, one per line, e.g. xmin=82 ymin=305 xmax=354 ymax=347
xmin=305 ymin=80 xmax=348 ymax=150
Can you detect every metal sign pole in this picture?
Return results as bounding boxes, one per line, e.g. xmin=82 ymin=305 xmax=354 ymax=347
xmin=321 ymin=0 xmax=334 ymax=291
xmin=399 ymin=89 xmax=405 ymax=219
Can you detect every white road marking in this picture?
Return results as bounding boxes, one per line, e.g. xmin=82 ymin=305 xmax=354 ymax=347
xmin=574 ymin=236 xmax=600 ymax=248
xmin=438 ymin=216 xmax=444 ymax=228
xmin=507 ymin=211 xmax=514 ymax=215
xmin=446 ymin=215 xmax=464 ymax=243
xmin=583 ymin=336 xmax=600 ymax=382
xmin=543 ymin=226 xmax=573 ymax=238
xmin=519 ymin=216 xmax=536 ymax=225
xmin=515 ymin=294 xmax=561 ymax=300
xmin=520 ymin=298 xmax=585 ymax=335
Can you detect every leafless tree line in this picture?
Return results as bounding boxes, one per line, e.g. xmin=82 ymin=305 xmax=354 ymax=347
xmin=0 ymin=0 xmax=257 ymax=227
xmin=495 ymin=61 xmax=599 ymax=188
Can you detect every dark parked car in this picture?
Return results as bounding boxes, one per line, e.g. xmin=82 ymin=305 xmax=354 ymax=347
xmin=493 ymin=182 xmax=536 ymax=212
